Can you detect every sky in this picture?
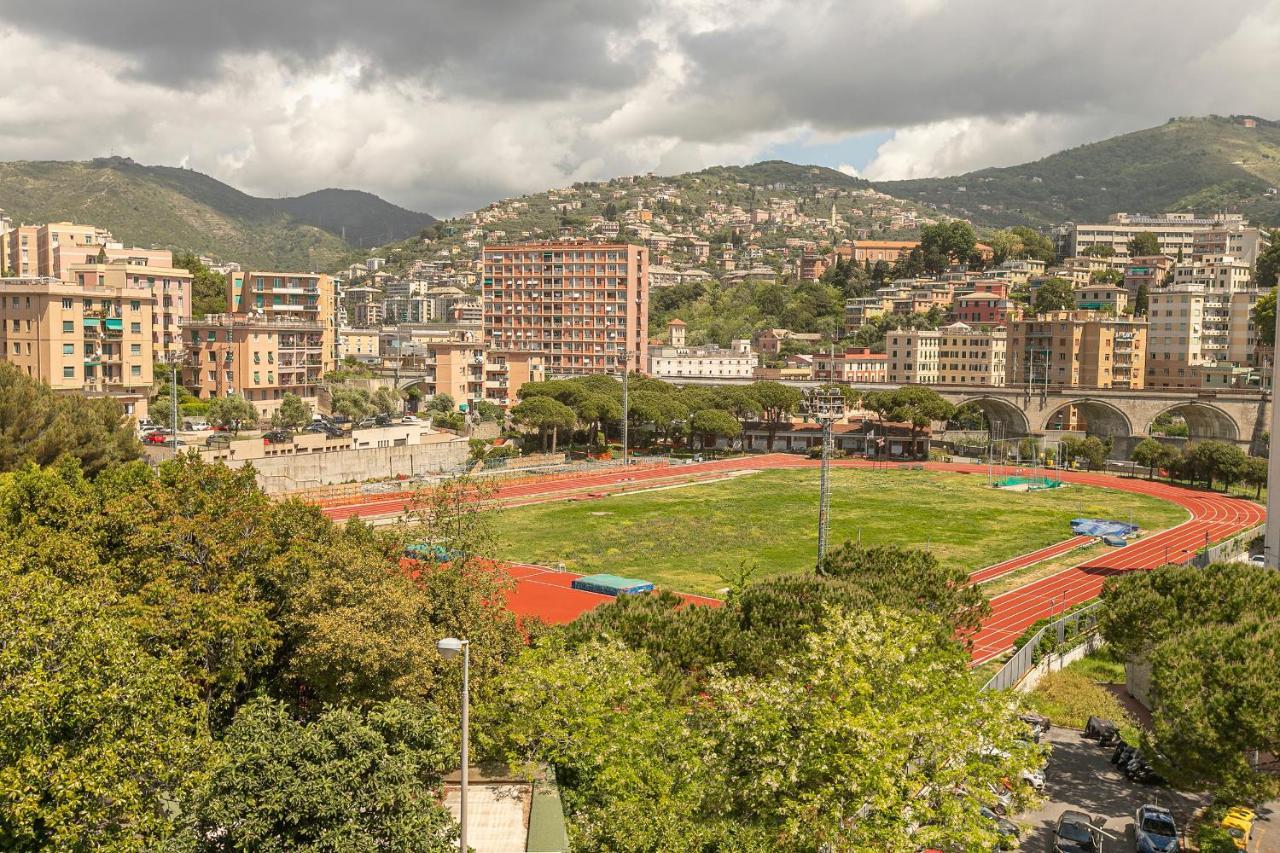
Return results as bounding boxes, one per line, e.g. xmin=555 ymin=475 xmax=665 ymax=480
xmin=1 ymin=0 xmax=1279 ymax=217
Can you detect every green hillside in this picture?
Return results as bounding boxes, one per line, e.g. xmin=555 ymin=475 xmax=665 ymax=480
xmin=0 ymin=157 xmax=434 ymax=270
xmin=876 ymin=116 xmax=1280 ymax=226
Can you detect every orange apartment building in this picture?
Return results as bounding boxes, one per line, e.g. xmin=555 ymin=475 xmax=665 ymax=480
xmin=227 ymin=271 xmax=339 ymax=369
xmin=483 ymin=241 xmax=648 ymax=376
xmin=1005 ymin=311 xmax=1146 ymax=390
xmin=183 ymin=313 xmax=330 ymax=415
xmin=813 ymin=347 xmax=888 ymax=383
xmin=482 ymin=351 xmax=546 ymax=408
xmin=0 ymin=275 xmax=156 ymax=417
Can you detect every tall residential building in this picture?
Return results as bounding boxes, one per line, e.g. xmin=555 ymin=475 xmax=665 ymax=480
xmin=886 ymin=322 xmax=1007 ymax=386
xmin=0 ymin=275 xmax=156 ymax=416
xmin=1170 ymin=254 xmax=1253 ymax=364
xmin=1056 ymin=212 xmax=1247 ymax=259
xmin=183 ymin=313 xmax=330 ymax=415
xmin=1122 ymin=255 xmax=1174 ymax=299
xmin=482 ymin=351 xmax=546 ymax=408
xmin=1006 ymin=311 xmax=1146 ymax=389
xmin=227 ymin=271 xmax=338 ymax=372
xmin=813 ymin=347 xmax=888 ymax=384
xmin=1191 ymin=224 xmax=1269 ymax=267
xmin=71 ymin=259 xmax=192 ymax=358
xmin=0 ymin=210 xmax=11 ymax=275
xmin=4 ymin=225 xmax=38 ymax=277
xmin=1145 ymin=285 xmax=1206 ymax=389
xmin=483 ymin=241 xmax=648 ymax=376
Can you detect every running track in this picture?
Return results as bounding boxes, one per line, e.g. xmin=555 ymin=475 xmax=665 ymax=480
xmin=318 ymin=455 xmax=1264 ymax=663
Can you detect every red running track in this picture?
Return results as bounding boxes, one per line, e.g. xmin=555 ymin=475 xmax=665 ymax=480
xmin=319 ymin=455 xmax=1264 ymax=659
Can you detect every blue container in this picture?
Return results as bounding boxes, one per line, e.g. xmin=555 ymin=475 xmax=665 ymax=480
xmin=571 ymin=573 xmax=655 ymax=596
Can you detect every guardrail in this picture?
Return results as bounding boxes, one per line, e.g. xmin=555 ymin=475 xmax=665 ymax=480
xmin=1190 ymin=523 xmax=1264 ymax=568
xmin=982 ymin=600 xmax=1105 ymax=692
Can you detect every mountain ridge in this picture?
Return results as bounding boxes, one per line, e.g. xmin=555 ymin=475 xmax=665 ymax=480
xmin=0 ymin=157 xmax=434 ymax=270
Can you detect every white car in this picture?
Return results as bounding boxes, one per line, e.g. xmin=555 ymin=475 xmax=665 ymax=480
xmin=1249 ymin=554 xmax=1267 ymax=566
xmin=401 ymin=415 xmax=421 ymax=424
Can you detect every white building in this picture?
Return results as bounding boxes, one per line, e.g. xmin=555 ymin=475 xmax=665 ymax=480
xmin=646 ymin=319 xmax=757 ymax=379
xmin=886 ymin=322 xmax=1007 ymax=387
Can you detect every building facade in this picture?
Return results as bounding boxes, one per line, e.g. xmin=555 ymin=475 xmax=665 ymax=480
xmin=483 ymin=241 xmax=649 ymax=376
xmin=646 ymin=320 xmax=757 ymax=379
xmin=1006 ymin=311 xmax=1146 ymax=389
xmin=227 ymin=271 xmax=338 ymax=372
xmin=0 ymin=275 xmax=155 ymax=416
xmin=886 ymin=322 xmax=1007 ymax=386
xmin=812 ymin=347 xmax=888 ymax=383
xmin=71 ymin=259 xmax=191 ymax=358
xmin=183 ymin=313 xmax=330 ymax=415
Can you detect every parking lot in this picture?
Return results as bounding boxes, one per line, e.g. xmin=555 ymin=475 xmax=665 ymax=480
xmin=1016 ymin=726 xmax=1206 ymax=850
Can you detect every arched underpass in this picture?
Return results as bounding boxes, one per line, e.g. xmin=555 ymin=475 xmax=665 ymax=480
xmin=953 ymin=396 xmax=1032 ymax=440
xmin=1145 ymin=402 xmax=1241 ymax=443
xmin=1041 ymin=399 xmax=1134 ymax=440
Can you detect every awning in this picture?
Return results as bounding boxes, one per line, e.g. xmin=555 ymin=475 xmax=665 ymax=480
xmin=104 ymin=318 xmax=123 ymax=330
xmin=83 ymin=318 xmax=100 ymax=327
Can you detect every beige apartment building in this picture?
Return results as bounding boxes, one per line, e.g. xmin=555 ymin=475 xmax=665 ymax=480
xmin=1074 ymin=284 xmax=1128 ymax=315
xmin=1058 ymin=212 xmax=1247 ymax=259
xmin=886 ymin=322 xmax=1007 ymax=386
xmin=1171 ymin=254 xmax=1252 ymax=364
xmin=484 ymin=241 xmax=649 ymax=376
xmin=482 ymin=350 xmax=546 ymax=409
xmin=398 ymin=339 xmax=487 ymax=404
xmin=338 ymin=327 xmax=381 ymax=361
xmin=183 ymin=313 xmax=329 ymax=415
xmin=1145 ymin=285 xmax=1206 ymax=389
xmin=72 ymin=259 xmax=191 ymax=358
xmin=2 ymin=222 xmax=112 ymax=279
xmin=227 ymin=271 xmax=338 ymax=371
xmin=1006 ymin=311 xmax=1146 ymax=389
xmin=0 ymin=275 xmax=155 ymax=416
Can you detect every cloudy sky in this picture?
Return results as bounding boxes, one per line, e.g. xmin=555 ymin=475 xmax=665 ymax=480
xmin=2 ymin=0 xmax=1279 ymax=216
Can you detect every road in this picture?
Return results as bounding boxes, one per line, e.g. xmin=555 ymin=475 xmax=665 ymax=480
xmin=316 ymin=454 xmax=1264 ymax=662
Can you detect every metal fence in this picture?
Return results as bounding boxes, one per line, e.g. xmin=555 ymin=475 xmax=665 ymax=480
xmin=1190 ymin=523 xmax=1265 ymax=568
xmin=982 ymin=600 xmax=1105 ymax=692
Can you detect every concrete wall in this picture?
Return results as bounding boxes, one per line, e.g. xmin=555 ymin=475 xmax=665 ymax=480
xmin=1015 ymin=634 xmax=1105 ymax=693
xmin=235 ymin=437 xmax=468 ymax=494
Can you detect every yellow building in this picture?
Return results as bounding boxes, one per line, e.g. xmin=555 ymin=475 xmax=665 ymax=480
xmin=227 ymin=271 xmax=338 ymax=373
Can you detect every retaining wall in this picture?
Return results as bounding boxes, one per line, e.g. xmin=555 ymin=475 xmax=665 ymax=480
xmin=246 ymin=439 xmax=469 ymax=494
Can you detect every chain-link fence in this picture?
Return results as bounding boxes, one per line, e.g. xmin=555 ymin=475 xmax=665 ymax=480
xmin=982 ymin=601 xmax=1105 ymax=692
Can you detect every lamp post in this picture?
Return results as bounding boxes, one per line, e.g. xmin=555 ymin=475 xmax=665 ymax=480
xmin=437 ymin=637 xmax=470 ymax=853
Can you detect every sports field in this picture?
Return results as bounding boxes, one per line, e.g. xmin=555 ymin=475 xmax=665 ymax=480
xmin=495 ymin=468 xmax=1188 ymax=595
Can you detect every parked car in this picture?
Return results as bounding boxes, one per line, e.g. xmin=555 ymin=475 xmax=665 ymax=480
xmin=1133 ymin=804 xmax=1179 ymax=853
xmin=1248 ymin=554 xmax=1266 ymax=566
xmin=144 ymin=431 xmax=174 ymax=444
xmin=205 ymin=434 xmax=232 ymax=447
xmin=263 ymin=430 xmax=293 ymax=444
xmin=401 ymin=415 xmax=422 ymax=424
xmin=1219 ymin=806 xmax=1255 ymax=850
xmin=304 ymin=423 xmax=345 ymax=438
xmin=978 ymin=806 xmax=1019 ymax=847
xmin=183 ymin=420 xmax=211 ymax=431
xmin=1051 ymin=810 xmax=1102 ymax=852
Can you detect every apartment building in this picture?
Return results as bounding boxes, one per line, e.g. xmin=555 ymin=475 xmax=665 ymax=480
xmin=183 ymin=313 xmax=329 ymax=415
xmin=952 ymin=291 xmax=1018 ymax=326
xmin=812 ymin=347 xmax=888 ymax=383
xmin=1228 ymin=289 xmax=1262 ymax=367
xmin=342 ymin=285 xmax=382 ymax=327
xmin=646 ymin=319 xmax=757 ymax=379
xmin=337 ymin=327 xmax=381 ymax=361
xmin=1145 ymin=285 xmax=1205 ymax=389
xmin=886 ymin=322 xmax=1006 ymax=386
xmin=483 ymin=241 xmax=648 ymax=376
xmin=1074 ymin=284 xmax=1128 ymax=315
xmin=1192 ymin=224 xmax=1269 ymax=267
xmin=0 ymin=211 xmax=12 ymax=275
xmin=0 ymin=275 xmax=155 ymax=416
xmin=844 ymin=296 xmax=892 ymax=331
xmin=227 ymin=271 xmax=338 ymax=371
xmin=71 ymin=259 xmax=191 ymax=358
xmin=1057 ymin=212 xmax=1246 ymax=259
xmin=482 ymin=350 xmax=546 ymax=409
xmin=1122 ymin=255 xmax=1174 ymax=298
xmin=1006 ymin=311 xmax=1146 ymax=389
xmin=398 ymin=339 xmax=487 ymax=404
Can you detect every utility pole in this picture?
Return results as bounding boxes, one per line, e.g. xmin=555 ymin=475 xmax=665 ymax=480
xmin=806 ymin=387 xmax=845 ymax=571
xmin=170 ymin=354 xmax=179 ymax=456
xmin=1266 ymin=309 xmax=1280 ymax=568
xmin=621 ymin=350 xmax=631 ymax=466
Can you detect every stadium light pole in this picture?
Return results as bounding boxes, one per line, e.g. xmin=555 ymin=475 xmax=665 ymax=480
xmin=806 ymin=387 xmax=844 ymax=572
xmin=1266 ymin=313 xmax=1280 ymax=568
xmin=437 ymin=637 xmax=470 ymax=853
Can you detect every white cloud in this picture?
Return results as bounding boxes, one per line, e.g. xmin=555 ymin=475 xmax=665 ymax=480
xmin=836 ymin=164 xmax=861 ymax=178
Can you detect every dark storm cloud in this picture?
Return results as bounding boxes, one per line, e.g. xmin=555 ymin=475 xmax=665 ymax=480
xmin=1 ymin=0 xmax=657 ymax=98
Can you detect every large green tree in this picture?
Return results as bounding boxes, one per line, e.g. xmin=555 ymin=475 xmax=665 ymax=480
xmin=1252 ymin=287 xmax=1275 ymax=347
xmin=0 ymin=567 xmax=213 ymax=850
xmin=271 ymin=393 xmax=312 ymax=432
xmin=174 ymin=251 xmax=230 ymax=319
xmin=1127 ymin=232 xmax=1162 ymax=257
xmin=197 ymin=698 xmax=457 ymax=852
xmin=1253 ymin=229 xmax=1280 ymax=288
xmin=1032 ymin=276 xmax=1076 ymax=314
xmin=206 ymin=394 xmax=259 ymax=434
xmin=689 ymin=408 xmax=741 ymax=452
xmin=0 ymin=363 xmax=142 ymax=476
xmin=748 ymin=381 xmax=803 ymax=450
xmin=510 ymin=396 xmax=577 ymax=452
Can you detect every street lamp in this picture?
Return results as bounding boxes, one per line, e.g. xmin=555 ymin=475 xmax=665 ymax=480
xmin=437 ymin=637 xmax=470 ymax=853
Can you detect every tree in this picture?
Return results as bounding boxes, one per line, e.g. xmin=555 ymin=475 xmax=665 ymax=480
xmin=1253 ymin=228 xmax=1280 ymax=288
xmin=174 ymin=251 xmax=231 ymax=319
xmin=862 ymin=386 xmax=954 ymax=458
xmin=1080 ymin=243 xmax=1116 ymax=257
xmin=1032 ymin=276 xmax=1076 ymax=314
xmin=1134 ymin=282 xmax=1149 ymax=315
xmin=197 ymin=698 xmax=457 ymax=851
xmin=1132 ymin=437 xmax=1170 ymax=479
xmin=819 ymin=542 xmax=990 ymax=636
xmin=0 ymin=567 xmax=213 ymax=849
xmin=371 ymin=386 xmax=403 ymax=417
xmin=1127 ymin=232 xmax=1162 ymax=257
xmin=1243 ymin=455 xmax=1268 ymax=498
xmin=0 ymin=363 xmax=142 ymax=477
xmin=1253 ymin=287 xmax=1275 ymax=348
xmin=424 ymin=393 xmax=455 ymax=414
xmin=471 ymin=400 xmax=504 ymax=422
xmin=1183 ymin=440 xmax=1248 ymax=490
xmin=920 ymin=220 xmax=977 ymax=269
xmin=748 ymin=381 xmax=803 ymax=450
xmin=1061 ymin=435 xmax=1107 ymax=470
xmin=330 ymin=386 xmax=375 ymax=422
xmin=271 ymin=393 xmax=311 ymax=432
xmin=511 ymin=396 xmax=577 ymax=453
xmin=1101 ymin=563 xmax=1280 ymax=795
xmin=984 ymin=229 xmax=1023 ymax=266
xmin=1009 ymin=226 xmax=1057 ymax=263
xmin=206 ymin=394 xmax=259 ymax=434
xmin=1090 ymin=268 xmax=1124 ymax=285
xmin=689 ymin=408 xmax=741 ymax=453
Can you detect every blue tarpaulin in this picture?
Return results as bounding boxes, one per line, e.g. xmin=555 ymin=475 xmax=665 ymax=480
xmin=1072 ymin=518 xmax=1138 ymax=538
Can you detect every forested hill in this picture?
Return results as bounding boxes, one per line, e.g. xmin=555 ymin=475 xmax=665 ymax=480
xmin=876 ymin=116 xmax=1280 ymax=226
xmin=0 ymin=157 xmax=435 ymax=270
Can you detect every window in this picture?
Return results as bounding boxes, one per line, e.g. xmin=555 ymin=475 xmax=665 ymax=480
xmin=131 ymin=300 xmax=141 ymax=311
xmin=253 ymin=371 xmax=261 ymax=385
xmin=63 ymin=366 xmax=75 ymax=378
xmin=62 ymin=320 xmax=75 ymax=333
xmin=131 ymin=323 xmax=141 ymax=334
xmin=131 ymin=365 xmax=141 ymax=376
xmin=131 ymin=344 xmax=141 ymax=355
xmin=61 ymin=298 xmax=73 ymax=309
xmin=63 ymin=343 xmax=74 ymax=355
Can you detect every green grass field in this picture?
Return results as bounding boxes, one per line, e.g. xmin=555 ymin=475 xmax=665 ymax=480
xmin=496 ymin=469 xmax=1189 ymax=594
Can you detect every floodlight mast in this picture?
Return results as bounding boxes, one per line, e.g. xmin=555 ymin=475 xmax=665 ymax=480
xmin=807 ymin=387 xmax=845 ymax=572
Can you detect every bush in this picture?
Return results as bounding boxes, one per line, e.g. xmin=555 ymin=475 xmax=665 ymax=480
xmin=1195 ymin=826 xmax=1239 ymax=853
xmin=1024 ymin=669 xmax=1137 ymax=737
